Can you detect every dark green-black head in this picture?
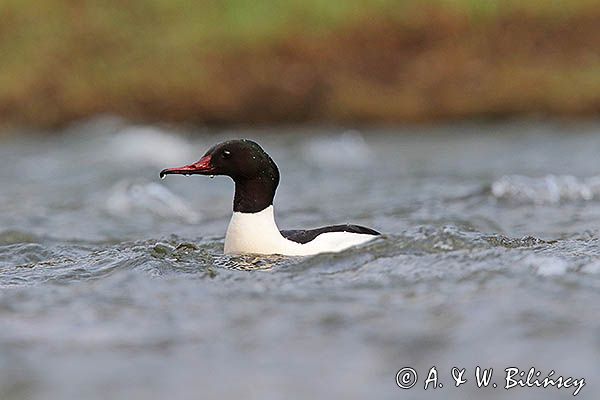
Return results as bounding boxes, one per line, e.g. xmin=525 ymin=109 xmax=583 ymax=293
xmin=160 ymin=139 xmax=280 ymax=213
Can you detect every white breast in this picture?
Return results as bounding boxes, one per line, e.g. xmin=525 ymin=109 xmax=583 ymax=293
xmin=224 ymin=206 xmax=376 ymax=256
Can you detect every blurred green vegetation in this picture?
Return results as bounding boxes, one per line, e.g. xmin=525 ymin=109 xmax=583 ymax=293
xmin=1 ymin=0 xmax=600 ymax=128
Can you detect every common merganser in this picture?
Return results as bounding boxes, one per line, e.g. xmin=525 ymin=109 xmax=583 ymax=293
xmin=160 ymin=139 xmax=380 ymax=255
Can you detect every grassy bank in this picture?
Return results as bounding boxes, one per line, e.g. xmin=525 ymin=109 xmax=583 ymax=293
xmin=2 ymin=0 xmax=600 ymax=129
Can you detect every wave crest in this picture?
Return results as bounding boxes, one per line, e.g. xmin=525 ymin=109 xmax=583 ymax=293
xmin=491 ymin=175 xmax=600 ymax=204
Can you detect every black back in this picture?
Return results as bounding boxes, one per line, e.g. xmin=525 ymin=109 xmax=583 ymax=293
xmin=281 ymin=224 xmax=380 ymax=244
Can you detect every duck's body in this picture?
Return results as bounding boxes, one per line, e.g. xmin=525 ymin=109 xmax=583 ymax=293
xmin=160 ymin=139 xmax=379 ymax=256
xmin=225 ymin=206 xmax=377 ymax=256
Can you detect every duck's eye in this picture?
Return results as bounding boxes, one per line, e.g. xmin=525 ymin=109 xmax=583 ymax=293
xmin=222 ymin=150 xmax=232 ymax=159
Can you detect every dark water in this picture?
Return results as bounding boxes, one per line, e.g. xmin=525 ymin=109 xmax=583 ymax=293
xmin=1 ymin=119 xmax=599 ymax=399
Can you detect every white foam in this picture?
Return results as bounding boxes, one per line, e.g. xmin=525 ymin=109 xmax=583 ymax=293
xmin=105 ymin=180 xmax=201 ymax=223
xmin=110 ymin=126 xmax=195 ymax=167
xmin=523 ymin=255 xmax=569 ymax=276
xmin=492 ymin=175 xmax=600 ymax=204
xmin=302 ymin=130 xmax=372 ymax=169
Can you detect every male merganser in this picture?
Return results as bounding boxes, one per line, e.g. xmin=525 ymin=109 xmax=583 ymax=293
xmin=160 ymin=139 xmax=380 ymax=255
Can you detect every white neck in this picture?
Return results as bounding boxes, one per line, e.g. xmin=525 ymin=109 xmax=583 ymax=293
xmin=224 ymin=206 xmax=294 ymax=255
xmin=223 ymin=205 xmax=376 ymax=256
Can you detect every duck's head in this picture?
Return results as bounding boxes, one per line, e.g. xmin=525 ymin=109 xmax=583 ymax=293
xmin=160 ymin=139 xmax=280 ymax=213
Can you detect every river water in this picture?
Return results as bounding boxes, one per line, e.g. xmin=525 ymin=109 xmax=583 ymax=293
xmin=0 ymin=119 xmax=599 ymax=399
